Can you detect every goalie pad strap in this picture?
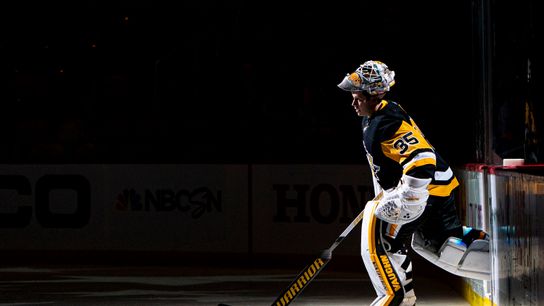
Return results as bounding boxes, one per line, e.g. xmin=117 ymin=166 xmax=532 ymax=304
xmin=404 ymin=282 xmax=414 ymax=293
xmin=401 ymin=257 xmax=411 ymax=270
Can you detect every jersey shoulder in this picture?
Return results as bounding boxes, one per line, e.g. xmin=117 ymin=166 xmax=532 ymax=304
xmin=366 ymin=101 xmax=410 ymax=142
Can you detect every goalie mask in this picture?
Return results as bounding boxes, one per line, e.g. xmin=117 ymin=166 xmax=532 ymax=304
xmin=337 ymin=60 xmax=396 ymax=95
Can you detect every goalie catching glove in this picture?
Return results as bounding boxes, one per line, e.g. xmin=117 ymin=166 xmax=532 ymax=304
xmin=374 ymin=175 xmax=431 ymax=225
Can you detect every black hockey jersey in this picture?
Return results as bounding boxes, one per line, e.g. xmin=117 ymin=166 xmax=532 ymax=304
xmin=362 ymin=100 xmax=459 ymax=197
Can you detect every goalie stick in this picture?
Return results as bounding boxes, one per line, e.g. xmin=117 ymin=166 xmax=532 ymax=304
xmin=219 ymin=192 xmax=382 ymax=306
xmin=270 ymin=192 xmax=382 ymax=306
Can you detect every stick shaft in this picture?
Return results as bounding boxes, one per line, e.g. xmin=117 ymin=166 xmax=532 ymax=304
xmin=270 ymin=192 xmax=382 ymax=306
xmin=328 ymin=208 xmax=366 ymax=253
xmin=270 ymin=257 xmax=329 ymax=306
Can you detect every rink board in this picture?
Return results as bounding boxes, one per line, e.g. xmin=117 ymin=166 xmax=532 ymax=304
xmin=459 ymin=164 xmax=544 ymax=306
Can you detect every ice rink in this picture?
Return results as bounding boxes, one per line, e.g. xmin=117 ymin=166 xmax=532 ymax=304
xmin=0 ymin=256 xmax=469 ymax=306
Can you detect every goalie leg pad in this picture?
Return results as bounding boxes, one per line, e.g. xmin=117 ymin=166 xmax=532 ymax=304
xmin=361 ymin=202 xmax=417 ymax=306
xmin=458 ymin=239 xmax=490 ymax=274
xmin=411 ymin=230 xmax=491 ymax=281
xmin=370 ymin=294 xmax=416 ymax=306
xmin=437 ymin=237 xmax=467 ymax=266
xmin=390 ymin=253 xmax=417 ymax=306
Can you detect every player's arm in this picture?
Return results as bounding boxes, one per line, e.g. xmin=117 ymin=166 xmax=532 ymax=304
xmin=375 ymin=120 xmax=435 ymax=224
xmin=381 ymin=119 xmax=436 ymax=179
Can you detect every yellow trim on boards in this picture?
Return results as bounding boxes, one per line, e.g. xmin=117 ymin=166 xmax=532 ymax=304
xmin=461 ymin=281 xmax=496 ymax=306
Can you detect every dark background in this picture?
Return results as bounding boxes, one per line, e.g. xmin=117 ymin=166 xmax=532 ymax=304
xmin=1 ymin=0 xmax=540 ymax=166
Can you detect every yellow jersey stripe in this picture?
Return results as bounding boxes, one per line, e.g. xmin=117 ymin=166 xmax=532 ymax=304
xmin=429 ymin=177 xmax=460 ymax=197
xmin=401 ymin=151 xmax=436 ymax=169
xmin=376 ymin=100 xmax=389 ymax=111
xmin=403 ymin=157 xmax=437 ymax=174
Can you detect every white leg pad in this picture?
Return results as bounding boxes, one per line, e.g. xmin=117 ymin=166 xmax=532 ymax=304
xmin=362 ymin=202 xmax=417 ymax=306
xmin=437 ymin=237 xmax=467 ymax=266
xmin=411 ymin=232 xmax=491 ymax=281
xmin=400 ymin=295 xmax=417 ymax=306
xmin=458 ymin=239 xmax=490 ymax=274
xmin=370 ymin=294 xmax=416 ymax=306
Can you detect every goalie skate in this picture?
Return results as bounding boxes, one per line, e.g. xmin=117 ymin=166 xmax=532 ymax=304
xmin=411 ymin=231 xmax=491 ymax=281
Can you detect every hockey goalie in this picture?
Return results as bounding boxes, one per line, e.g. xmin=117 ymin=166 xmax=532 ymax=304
xmin=337 ymin=60 xmax=491 ymax=306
